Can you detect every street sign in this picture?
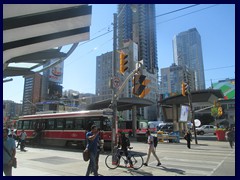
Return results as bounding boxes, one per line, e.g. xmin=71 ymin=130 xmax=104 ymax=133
xmin=112 ymin=77 xmax=120 ymax=88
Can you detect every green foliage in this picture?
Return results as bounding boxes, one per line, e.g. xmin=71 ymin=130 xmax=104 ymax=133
xmin=211 ymin=107 xmax=219 ymax=118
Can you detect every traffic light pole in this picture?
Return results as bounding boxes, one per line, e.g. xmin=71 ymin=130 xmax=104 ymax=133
xmin=111 ymin=13 xmax=118 ymax=153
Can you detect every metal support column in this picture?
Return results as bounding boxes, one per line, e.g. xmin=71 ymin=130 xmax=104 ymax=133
xmin=111 ymin=13 xmax=118 ymax=153
xmin=188 ymin=92 xmax=198 ymax=144
xmin=132 ymin=105 xmax=137 ymax=137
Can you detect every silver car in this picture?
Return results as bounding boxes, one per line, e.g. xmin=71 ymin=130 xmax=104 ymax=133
xmin=196 ymin=125 xmax=217 ymax=135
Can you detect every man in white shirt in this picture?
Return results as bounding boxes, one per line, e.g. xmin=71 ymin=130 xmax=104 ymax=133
xmin=20 ymin=130 xmax=27 ymax=151
xmin=143 ymin=130 xmax=161 ymax=166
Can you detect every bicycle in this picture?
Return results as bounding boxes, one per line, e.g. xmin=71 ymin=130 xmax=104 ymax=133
xmin=105 ymin=147 xmax=143 ymax=170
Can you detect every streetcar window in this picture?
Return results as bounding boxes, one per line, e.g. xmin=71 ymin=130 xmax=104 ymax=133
xmin=41 ymin=120 xmax=47 ymax=130
xmin=103 ymin=118 xmax=112 ymax=131
xmin=91 ymin=119 xmax=101 ymax=129
xmin=23 ymin=121 xmax=30 ymax=130
xmin=17 ymin=121 xmax=23 ymax=129
xmin=66 ymin=120 xmax=74 ymax=130
xmin=29 ymin=120 xmax=36 ymax=130
xmin=75 ymin=118 xmax=84 ymax=130
xmin=87 ymin=118 xmax=101 ymax=130
xmin=48 ymin=120 xmax=55 ymax=130
xmin=56 ymin=119 xmax=64 ymax=130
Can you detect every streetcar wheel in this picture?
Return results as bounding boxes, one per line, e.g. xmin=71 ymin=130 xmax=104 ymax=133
xmin=105 ymin=155 xmax=119 ymax=169
xmin=131 ymin=154 xmax=143 ymax=170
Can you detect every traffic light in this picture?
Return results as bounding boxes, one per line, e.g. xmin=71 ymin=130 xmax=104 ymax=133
xmin=181 ymin=82 xmax=188 ymax=96
xmin=218 ymin=107 xmax=223 ymax=116
xmin=132 ymin=74 xmax=151 ymax=98
xmin=119 ymin=51 xmax=128 ymax=75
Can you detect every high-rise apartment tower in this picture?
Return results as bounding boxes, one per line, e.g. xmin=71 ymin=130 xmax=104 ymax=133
xmin=117 ymin=4 xmax=158 ymax=74
xmin=173 ymin=28 xmax=205 ymax=90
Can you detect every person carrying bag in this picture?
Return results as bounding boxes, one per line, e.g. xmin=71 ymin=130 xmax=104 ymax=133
xmin=3 ymin=145 xmax=17 ymax=168
xmin=3 ymin=128 xmax=16 ymax=176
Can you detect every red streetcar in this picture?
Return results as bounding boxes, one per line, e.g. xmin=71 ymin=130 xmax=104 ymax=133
xmin=17 ymin=109 xmax=113 ymax=149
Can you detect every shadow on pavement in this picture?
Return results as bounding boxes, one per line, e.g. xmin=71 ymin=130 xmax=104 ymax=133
xmin=159 ymin=166 xmax=185 ymax=175
xmin=127 ymin=169 xmax=153 ymax=176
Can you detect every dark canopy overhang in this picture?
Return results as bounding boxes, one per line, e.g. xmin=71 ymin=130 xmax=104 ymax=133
xmin=87 ymin=98 xmax=154 ymax=111
xmin=3 ymin=4 xmax=92 ymax=78
xmin=160 ymin=89 xmax=224 ymax=106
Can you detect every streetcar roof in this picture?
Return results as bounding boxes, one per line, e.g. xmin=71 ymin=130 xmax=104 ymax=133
xmin=18 ymin=109 xmax=113 ymax=120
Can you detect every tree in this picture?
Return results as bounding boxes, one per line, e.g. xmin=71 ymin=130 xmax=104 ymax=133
xmin=211 ymin=107 xmax=219 ymax=126
xmin=211 ymin=107 xmax=219 ymax=118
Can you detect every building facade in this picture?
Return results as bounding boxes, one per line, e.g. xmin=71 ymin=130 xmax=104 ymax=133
xmin=173 ymin=28 xmax=205 ymax=90
xmin=160 ymin=63 xmax=195 ymax=97
xmin=117 ymin=4 xmax=159 ymax=121
xmin=95 ymin=52 xmax=113 ymax=101
xmin=41 ymin=59 xmax=63 ymax=101
xmin=118 ymin=4 xmax=158 ymax=74
xmin=212 ymin=78 xmax=235 ymax=99
xmin=22 ymin=73 xmax=42 ymax=115
xmin=3 ymin=100 xmax=22 ymax=119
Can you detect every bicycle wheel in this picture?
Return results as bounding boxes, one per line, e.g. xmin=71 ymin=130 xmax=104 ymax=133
xmin=105 ymin=154 xmax=120 ymax=169
xmin=131 ymin=154 xmax=143 ymax=170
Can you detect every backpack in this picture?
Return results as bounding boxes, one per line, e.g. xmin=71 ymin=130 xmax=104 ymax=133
xmin=153 ymin=136 xmax=158 ymax=148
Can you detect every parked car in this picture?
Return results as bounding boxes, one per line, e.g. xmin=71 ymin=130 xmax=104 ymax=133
xmin=196 ymin=125 xmax=217 ymax=135
xmin=158 ymin=123 xmax=173 ymax=134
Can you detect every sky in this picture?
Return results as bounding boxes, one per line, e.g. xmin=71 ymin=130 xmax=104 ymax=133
xmin=3 ymin=4 xmax=235 ymax=103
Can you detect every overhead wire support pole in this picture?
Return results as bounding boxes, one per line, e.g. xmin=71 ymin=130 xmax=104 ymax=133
xmin=187 ymin=92 xmax=198 ymax=144
xmin=111 ymin=13 xmax=118 ymax=153
xmin=110 ymin=5 xmax=137 ymax=152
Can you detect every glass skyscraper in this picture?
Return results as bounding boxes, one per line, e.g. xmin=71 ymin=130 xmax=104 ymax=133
xmin=117 ymin=4 xmax=159 ymax=121
xmin=173 ymin=28 xmax=205 ymax=90
xmin=117 ymin=4 xmax=158 ymax=74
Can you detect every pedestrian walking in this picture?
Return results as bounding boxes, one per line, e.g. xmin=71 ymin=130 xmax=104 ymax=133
xmin=19 ymin=129 xmax=27 ymax=151
xmin=3 ymin=128 xmax=16 ymax=176
xmin=226 ymin=127 xmax=234 ymax=148
xmin=85 ymin=125 xmax=99 ymax=176
xmin=8 ymin=129 xmax=17 ymax=140
xmin=184 ymin=130 xmax=192 ymax=149
xmin=91 ymin=128 xmax=102 ymax=174
xmin=143 ymin=130 xmax=161 ymax=166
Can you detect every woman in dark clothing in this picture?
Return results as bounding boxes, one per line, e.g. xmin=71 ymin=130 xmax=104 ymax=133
xmin=118 ymin=132 xmax=133 ymax=167
xmin=184 ymin=130 xmax=192 ymax=149
xmin=226 ymin=128 xmax=234 ymax=148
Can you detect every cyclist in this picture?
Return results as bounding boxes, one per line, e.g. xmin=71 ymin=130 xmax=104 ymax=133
xmin=117 ymin=132 xmax=133 ymax=168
